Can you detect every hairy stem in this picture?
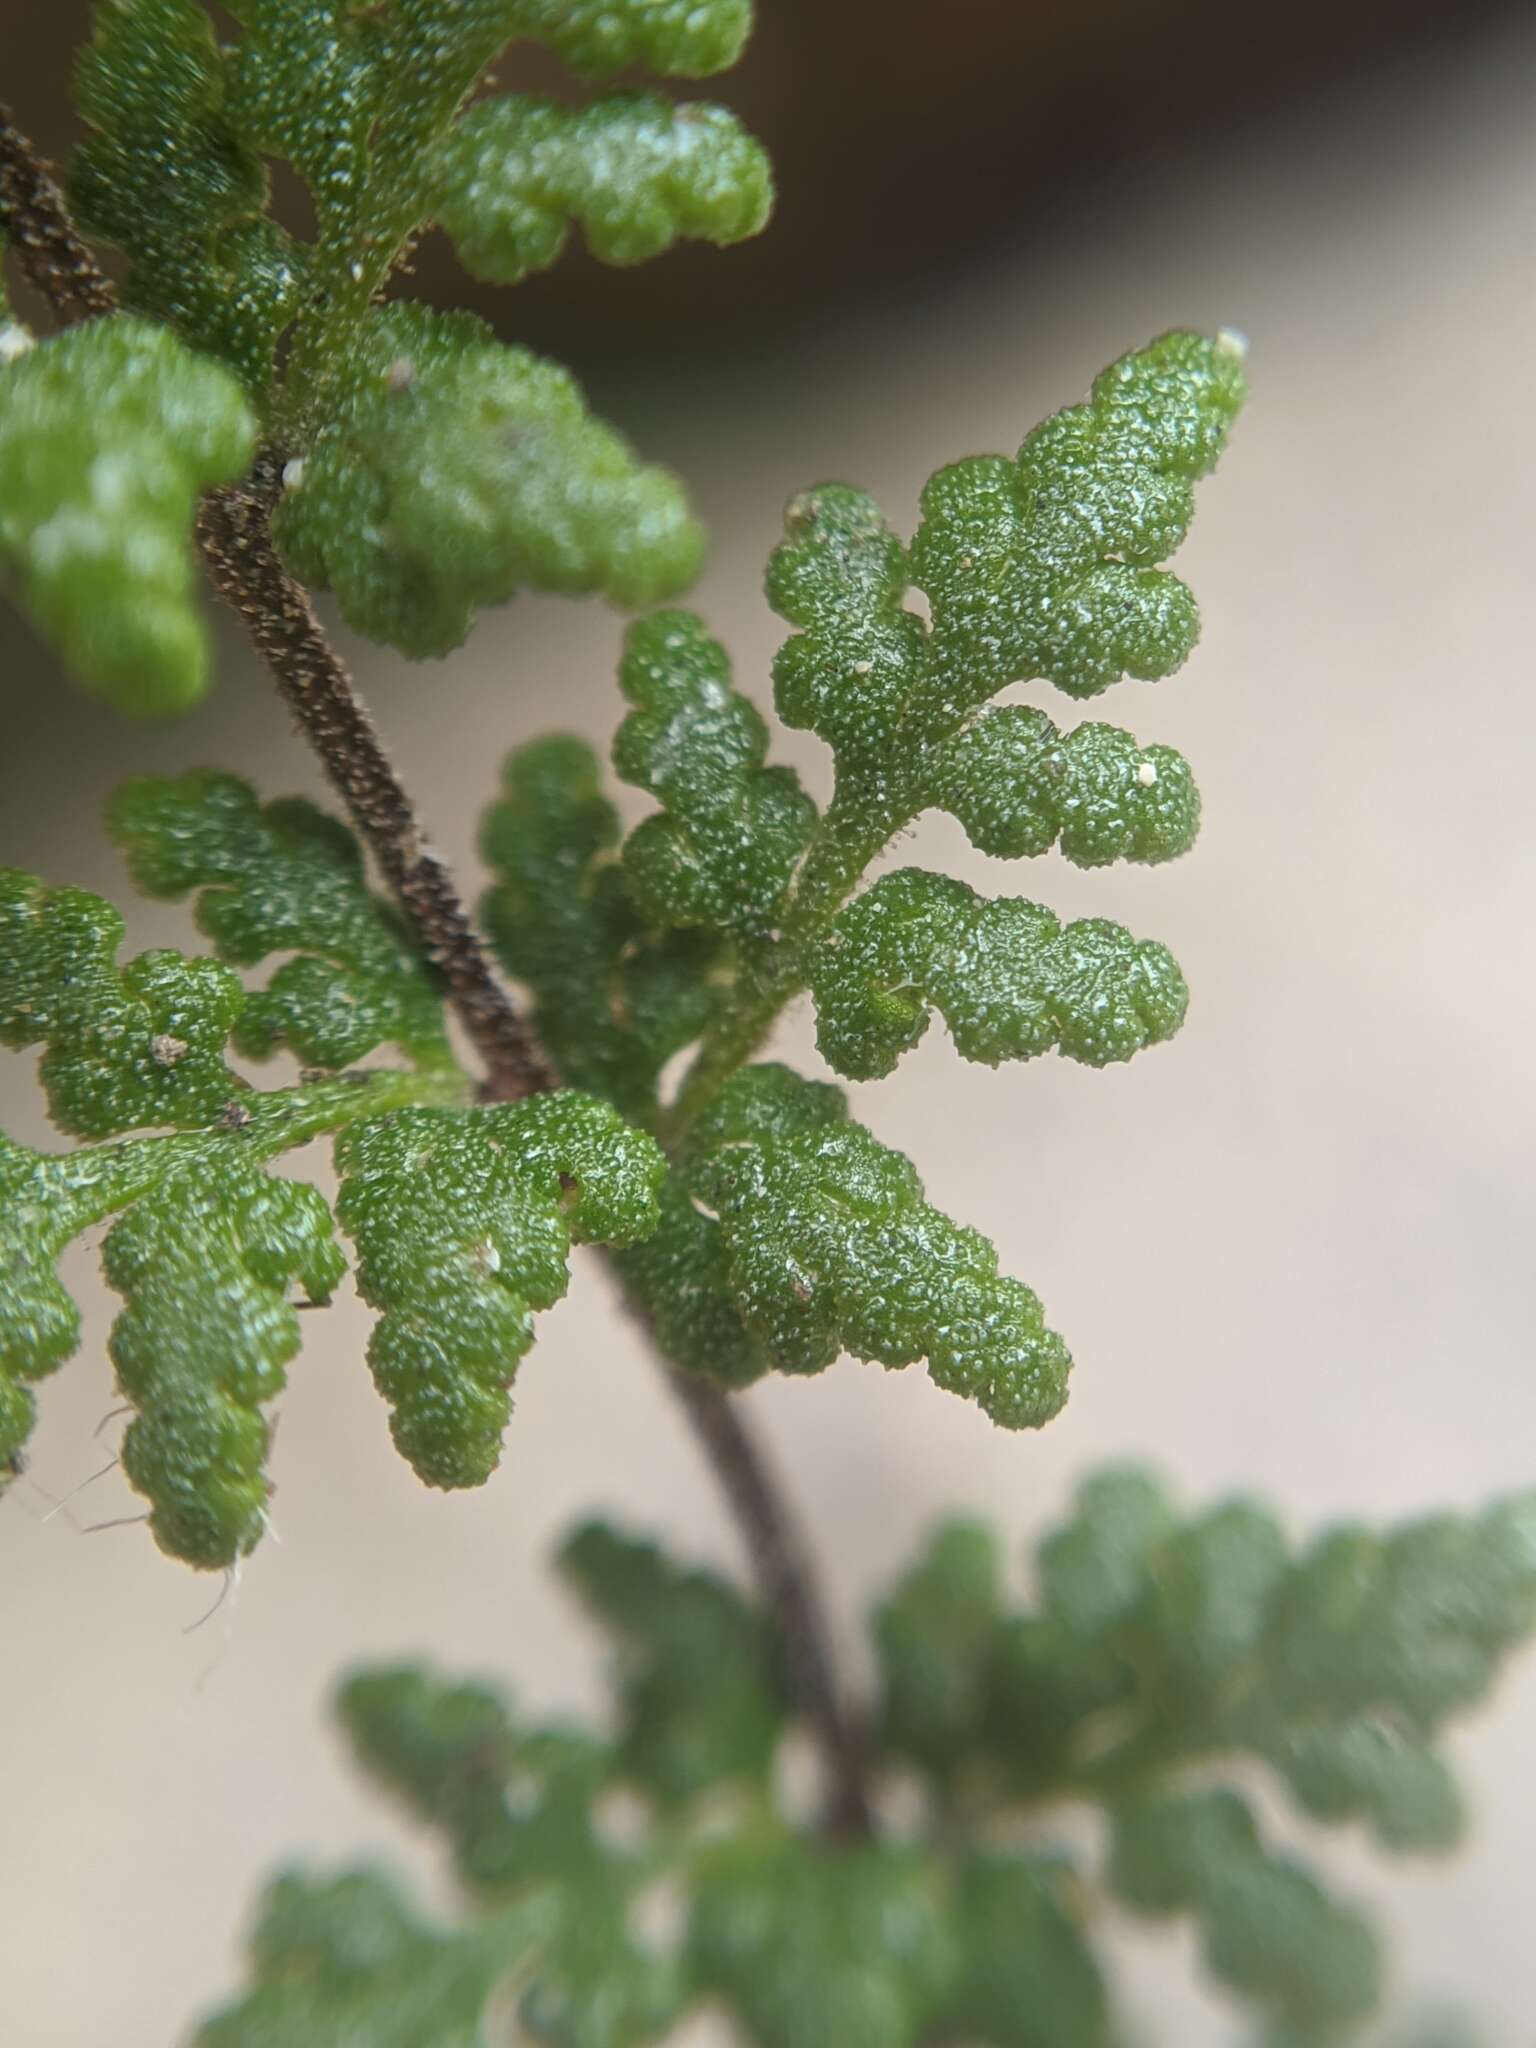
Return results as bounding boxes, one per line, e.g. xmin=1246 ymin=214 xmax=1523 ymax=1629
xmin=2 ymin=107 xmax=875 ymax=1841
xmin=619 ymin=1284 xmax=875 ymax=1840
xmin=0 ymin=107 xmax=113 ymax=326
xmin=197 ymin=453 xmax=557 ymax=1104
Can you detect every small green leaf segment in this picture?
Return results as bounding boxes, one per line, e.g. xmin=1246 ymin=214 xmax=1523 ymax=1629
xmin=0 ymin=779 xmax=660 ymax=1567
xmin=436 ymin=92 xmax=771 ymax=286
xmin=335 ymin=1097 xmax=664 ymax=1489
xmin=199 ymin=1474 xmax=1536 ymax=2045
xmin=0 ymin=314 xmax=255 ymax=714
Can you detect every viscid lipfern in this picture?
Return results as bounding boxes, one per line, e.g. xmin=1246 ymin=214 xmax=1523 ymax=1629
xmin=1 ymin=2 xmax=1527 ymax=2042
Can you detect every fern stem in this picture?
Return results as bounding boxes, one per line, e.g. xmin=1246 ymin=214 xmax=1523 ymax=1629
xmin=621 ymin=1283 xmax=874 ymax=1840
xmin=196 ymin=451 xmax=557 ymax=1104
xmin=0 ymin=107 xmax=114 ymax=327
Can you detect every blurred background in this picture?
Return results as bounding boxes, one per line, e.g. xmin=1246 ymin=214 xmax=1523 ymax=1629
xmin=3 ymin=2 xmax=1536 ymax=2042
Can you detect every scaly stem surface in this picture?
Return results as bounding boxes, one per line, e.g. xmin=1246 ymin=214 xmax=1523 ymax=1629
xmin=0 ymin=106 xmax=113 ymax=324
xmin=1 ymin=106 xmax=874 ymax=1842
xmin=197 ymin=452 xmax=555 ymax=1105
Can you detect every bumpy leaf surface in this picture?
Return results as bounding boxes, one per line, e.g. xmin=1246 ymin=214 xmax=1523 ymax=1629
xmin=480 ymin=737 xmax=721 ymax=1120
xmin=682 ymin=1065 xmax=1072 ymax=1427
xmin=911 ymin=328 xmax=1249 ymax=710
xmin=0 ymin=316 xmax=255 ymax=712
xmin=205 ymin=1483 xmax=1536 ymax=2045
xmin=561 ymin=1520 xmax=787 ymax=1805
xmin=611 ymin=1174 xmax=769 ymax=1389
xmin=931 ymin=705 xmax=1200 ymax=865
xmin=106 ymin=1150 xmax=344 ymax=1566
xmin=334 ymin=1095 xmax=665 ymax=1488
xmin=110 ymin=771 xmax=450 ymax=1070
xmin=613 ymin=611 xmax=816 ymax=935
xmin=339 ymin=1666 xmax=686 ymax=2045
xmin=0 ymin=1135 xmax=99 ymax=1469
xmin=70 ymin=0 xmax=303 ymax=390
xmin=688 ymin=1838 xmax=954 ymax=2048
xmin=935 ymin=1854 xmax=1110 ymax=2048
xmin=513 ymin=0 xmax=753 ymax=75
xmin=437 ymin=92 xmax=770 ymax=285
xmin=808 ymin=867 xmax=1188 ymax=1079
xmin=274 ymin=306 xmax=703 ymax=656
xmin=0 ymin=868 xmax=242 ymax=1137
xmin=1109 ymin=1789 xmax=1382 ymax=2033
xmin=195 ymin=1868 xmax=527 ymax=2048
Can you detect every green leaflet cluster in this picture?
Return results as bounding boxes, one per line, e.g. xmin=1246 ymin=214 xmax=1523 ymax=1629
xmin=109 ymin=770 xmax=452 ymax=1070
xmin=484 ymin=332 xmax=1251 ymax=1419
xmin=613 ymin=610 xmax=817 ymax=936
xmin=0 ymin=315 xmax=255 ymax=714
xmin=482 ymin=325 xmax=1247 ymax=1422
xmin=0 ymin=776 xmax=667 ymax=1564
xmin=481 ymin=335 xmax=1239 ymax=1210
xmin=561 ymin=1520 xmax=788 ymax=1805
xmin=0 ymin=824 xmax=387 ymax=1561
xmin=195 ymin=1869 xmax=529 ymax=2048
xmin=202 ymin=1476 xmax=1536 ymax=2045
xmin=274 ymin=305 xmax=703 ymax=658
xmin=876 ymin=1471 xmax=1536 ymax=2037
xmin=479 ymin=736 xmax=725 ymax=1123
xmin=12 ymin=0 xmax=769 ymax=704
xmin=706 ymin=329 xmax=1244 ymax=1088
xmin=334 ymin=1096 xmax=664 ymax=1488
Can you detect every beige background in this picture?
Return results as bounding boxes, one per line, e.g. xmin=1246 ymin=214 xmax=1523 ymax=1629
xmin=3 ymin=12 xmax=1536 ymax=2045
